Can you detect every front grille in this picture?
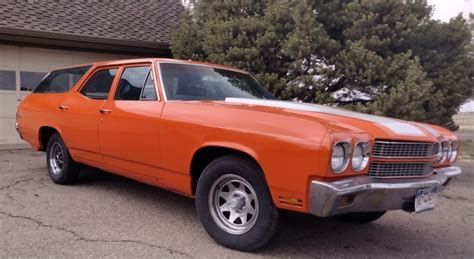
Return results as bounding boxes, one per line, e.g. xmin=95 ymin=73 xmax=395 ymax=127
xmin=373 ymin=141 xmax=438 ymax=158
xmin=368 ymin=163 xmax=433 ymax=178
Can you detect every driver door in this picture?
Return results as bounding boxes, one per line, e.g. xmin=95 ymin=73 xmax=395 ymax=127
xmin=98 ymin=64 xmax=164 ymax=178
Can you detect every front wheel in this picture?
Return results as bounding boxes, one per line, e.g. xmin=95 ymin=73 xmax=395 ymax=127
xmin=195 ymin=155 xmax=279 ymax=251
xmin=46 ymin=132 xmax=79 ymax=185
xmin=337 ymin=211 xmax=386 ymax=224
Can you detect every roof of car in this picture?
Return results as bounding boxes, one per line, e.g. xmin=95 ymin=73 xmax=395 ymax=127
xmin=56 ymin=58 xmax=248 ymax=74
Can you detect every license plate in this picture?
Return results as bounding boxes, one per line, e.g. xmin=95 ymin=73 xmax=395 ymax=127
xmin=415 ymin=187 xmax=437 ymax=213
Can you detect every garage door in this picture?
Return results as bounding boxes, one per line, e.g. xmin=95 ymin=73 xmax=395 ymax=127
xmin=0 ymin=44 xmax=135 ymax=146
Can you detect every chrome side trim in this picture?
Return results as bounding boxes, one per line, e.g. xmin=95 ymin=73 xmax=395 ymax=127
xmin=309 ymin=166 xmax=461 ymax=217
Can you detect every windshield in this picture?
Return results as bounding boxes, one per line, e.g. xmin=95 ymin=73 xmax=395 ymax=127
xmin=159 ymin=63 xmax=274 ymax=101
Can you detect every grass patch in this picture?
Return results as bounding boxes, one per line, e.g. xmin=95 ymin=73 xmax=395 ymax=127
xmin=453 ymin=112 xmax=474 ymax=161
xmin=453 ymin=112 xmax=474 ymax=128
xmin=460 ymin=139 xmax=474 ymax=160
xmin=457 ymin=128 xmax=474 ymax=135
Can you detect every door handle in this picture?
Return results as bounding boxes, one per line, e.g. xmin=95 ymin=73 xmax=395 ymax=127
xmin=99 ymin=109 xmax=112 ymax=114
xmin=58 ymin=105 xmax=69 ymax=110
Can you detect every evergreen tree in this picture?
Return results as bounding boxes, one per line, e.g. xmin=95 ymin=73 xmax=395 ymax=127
xmin=170 ymin=0 xmax=473 ymax=130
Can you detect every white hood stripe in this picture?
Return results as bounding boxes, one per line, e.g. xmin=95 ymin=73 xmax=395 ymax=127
xmin=416 ymin=124 xmax=441 ymax=137
xmin=225 ymin=98 xmax=428 ymax=136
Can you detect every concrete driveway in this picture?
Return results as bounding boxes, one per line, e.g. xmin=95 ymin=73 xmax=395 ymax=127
xmin=1 ymin=149 xmax=473 ymax=258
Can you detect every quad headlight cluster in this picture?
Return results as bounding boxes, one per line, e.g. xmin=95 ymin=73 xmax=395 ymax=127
xmin=448 ymin=141 xmax=458 ymax=162
xmin=438 ymin=140 xmax=458 ymax=163
xmin=437 ymin=140 xmax=458 ymax=163
xmin=331 ymin=141 xmax=370 ymax=173
xmin=352 ymin=142 xmax=371 ymax=171
xmin=331 ymin=139 xmax=458 ymax=173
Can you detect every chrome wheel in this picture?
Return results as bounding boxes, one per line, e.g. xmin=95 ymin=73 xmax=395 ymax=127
xmin=49 ymin=142 xmax=64 ymax=175
xmin=208 ymin=174 xmax=259 ymax=234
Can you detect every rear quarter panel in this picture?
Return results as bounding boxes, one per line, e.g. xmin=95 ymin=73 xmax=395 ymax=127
xmin=18 ymin=93 xmax=69 ymax=150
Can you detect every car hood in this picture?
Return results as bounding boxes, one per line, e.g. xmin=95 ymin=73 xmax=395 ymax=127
xmin=221 ymin=98 xmax=451 ymax=142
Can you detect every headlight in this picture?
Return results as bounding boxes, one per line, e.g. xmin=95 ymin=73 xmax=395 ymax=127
xmin=331 ymin=142 xmax=351 ymax=173
xmin=448 ymin=141 xmax=458 ymax=162
xmin=352 ymin=142 xmax=370 ymax=171
xmin=437 ymin=141 xmax=449 ymax=163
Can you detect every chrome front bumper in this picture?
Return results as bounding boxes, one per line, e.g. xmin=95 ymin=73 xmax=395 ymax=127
xmin=309 ymin=166 xmax=461 ymax=217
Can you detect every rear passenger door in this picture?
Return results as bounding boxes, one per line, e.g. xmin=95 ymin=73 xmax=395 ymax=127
xmin=98 ymin=64 xmax=164 ymax=177
xmin=58 ymin=67 xmax=118 ymax=164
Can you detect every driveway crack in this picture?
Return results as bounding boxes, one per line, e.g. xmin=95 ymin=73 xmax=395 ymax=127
xmin=0 ymin=178 xmax=34 ymax=191
xmin=0 ymin=211 xmax=193 ymax=258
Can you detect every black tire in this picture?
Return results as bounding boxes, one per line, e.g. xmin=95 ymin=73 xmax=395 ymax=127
xmin=337 ymin=211 xmax=386 ymax=224
xmin=195 ymin=155 xmax=279 ymax=251
xmin=46 ymin=132 xmax=79 ymax=185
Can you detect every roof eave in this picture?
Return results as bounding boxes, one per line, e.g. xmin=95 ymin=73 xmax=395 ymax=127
xmin=0 ymin=27 xmax=171 ymax=56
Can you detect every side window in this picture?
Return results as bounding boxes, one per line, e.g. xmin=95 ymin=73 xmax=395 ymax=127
xmin=80 ymin=68 xmax=117 ymax=100
xmin=34 ymin=66 xmax=91 ymax=93
xmin=20 ymin=72 xmax=48 ymax=92
xmin=0 ymin=70 xmax=16 ymax=91
xmin=141 ymin=72 xmax=157 ymax=100
xmin=115 ymin=66 xmax=156 ymax=101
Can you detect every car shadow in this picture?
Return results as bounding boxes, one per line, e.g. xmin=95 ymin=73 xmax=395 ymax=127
xmin=74 ymin=165 xmax=434 ymax=256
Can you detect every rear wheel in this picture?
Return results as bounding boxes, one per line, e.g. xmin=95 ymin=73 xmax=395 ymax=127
xmin=46 ymin=132 xmax=79 ymax=184
xmin=195 ymin=155 xmax=279 ymax=251
xmin=338 ymin=211 xmax=386 ymax=224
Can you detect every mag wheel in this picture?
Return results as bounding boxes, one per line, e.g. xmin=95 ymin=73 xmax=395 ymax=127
xmin=196 ymin=155 xmax=279 ymax=251
xmin=46 ymin=132 xmax=79 ymax=185
xmin=208 ymin=174 xmax=259 ymax=234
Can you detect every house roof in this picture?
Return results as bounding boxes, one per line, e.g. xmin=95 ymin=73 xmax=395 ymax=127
xmin=0 ymin=0 xmax=185 ymax=56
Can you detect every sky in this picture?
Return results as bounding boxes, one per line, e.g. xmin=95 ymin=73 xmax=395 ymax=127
xmin=428 ymin=0 xmax=473 ymax=21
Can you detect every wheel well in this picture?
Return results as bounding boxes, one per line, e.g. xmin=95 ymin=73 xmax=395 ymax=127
xmin=39 ymin=126 xmax=58 ymax=151
xmin=190 ymin=146 xmax=262 ymax=195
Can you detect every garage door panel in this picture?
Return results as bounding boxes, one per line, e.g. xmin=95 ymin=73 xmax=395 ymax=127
xmin=0 ymin=92 xmax=19 ymax=117
xmin=0 ymin=118 xmax=19 ymax=145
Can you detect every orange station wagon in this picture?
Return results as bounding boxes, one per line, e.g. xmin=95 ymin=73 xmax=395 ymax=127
xmin=17 ymin=58 xmax=462 ymax=251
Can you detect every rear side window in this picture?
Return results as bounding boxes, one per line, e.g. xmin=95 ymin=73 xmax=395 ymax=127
xmin=34 ymin=66 xmax=91 ymax=93
xmin=115 ymin=66 xmax=157 ymax=101
xmin=80 ymin=69 xmax=117 ymax=100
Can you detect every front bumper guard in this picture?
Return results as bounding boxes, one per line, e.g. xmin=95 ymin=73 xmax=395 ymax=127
xmin=309 ymin=166 xmax=461 ymax=217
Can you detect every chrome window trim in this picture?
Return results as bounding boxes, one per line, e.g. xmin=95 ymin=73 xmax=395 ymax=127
xmin=148 ymin=67 xmax=160 ymax=102
xmin=157 ymin=62 xmax=168 ymax=101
